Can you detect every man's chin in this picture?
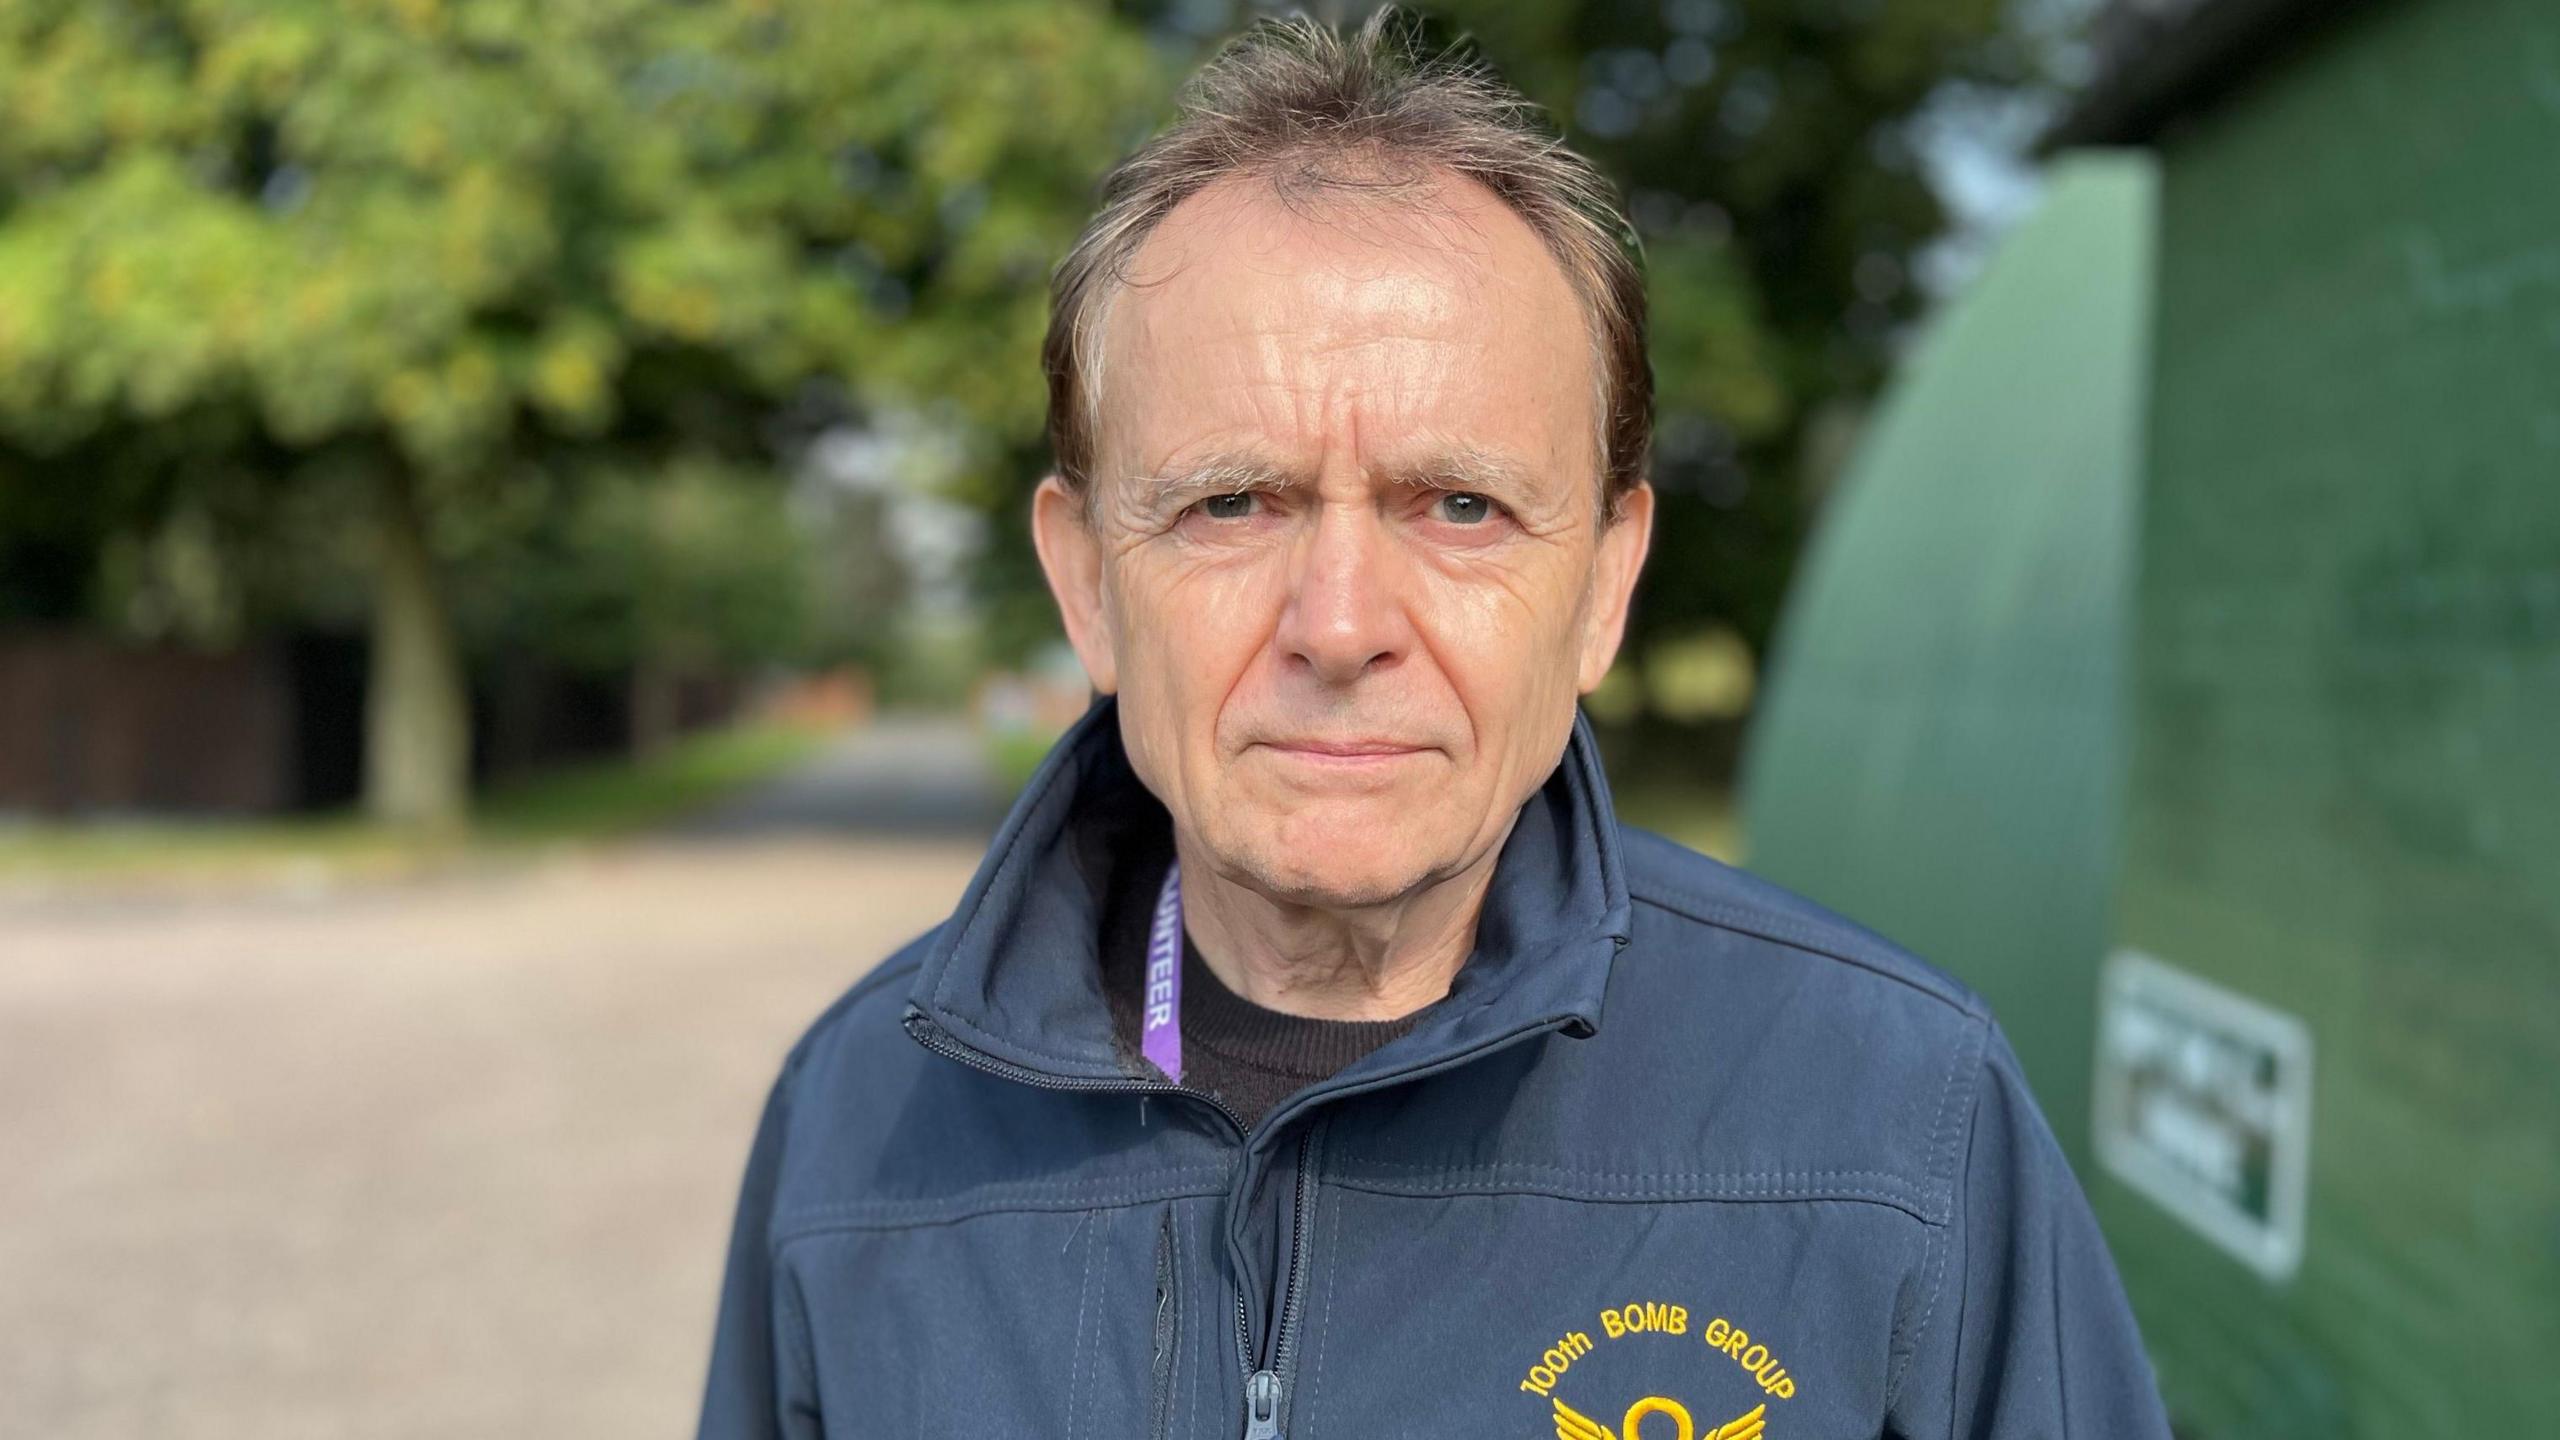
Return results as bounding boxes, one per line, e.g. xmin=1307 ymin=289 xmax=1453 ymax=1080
xmin=1233 ymin=863 xmax=1426 ymax=912
xmin=1219 ymin=819 xmax=1443 ymax=910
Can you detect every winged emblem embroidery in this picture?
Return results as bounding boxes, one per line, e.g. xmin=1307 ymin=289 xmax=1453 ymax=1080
xmin=1552 ymin=1396 xmax=1767 ymax=1440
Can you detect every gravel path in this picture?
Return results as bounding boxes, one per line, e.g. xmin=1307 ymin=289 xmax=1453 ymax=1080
xmin=0 ymin=724 xmax=1001 ymax=1440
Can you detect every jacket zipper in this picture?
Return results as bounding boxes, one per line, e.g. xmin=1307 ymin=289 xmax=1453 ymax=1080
xmin=907 ymin=1008 xmax=1291 ymax=1437
xmin=1150 ymin=1207 xmax=1181 ymax=1440
xmin=1238 ymin=1124 xmax=1318 ymax=1440
xmin=1226 ymin=1008 xmax=1599 ymax=1437
xmin=909 ymin=1001 xmax=1589 ymax=1440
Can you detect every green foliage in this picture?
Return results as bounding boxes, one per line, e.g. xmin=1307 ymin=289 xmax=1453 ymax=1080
xmin=0 ymin=0 xmax=1170 ymax=812
xmin=985 ymin=718 xmax=1068 ymax=797
xmin=458 ymin=456 xmax=816 ymax=674
xmin=1610 ymin=776 xmax=1742 ymax=862
xmin=0 ymin=0 xmax=1165 ymax=474
xmin=473 ymin=717 xmax=830 ymax=842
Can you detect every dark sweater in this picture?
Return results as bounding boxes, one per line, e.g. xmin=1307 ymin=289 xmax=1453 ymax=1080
xmin=1099 ymin=845 xmax=1421 ymax=1131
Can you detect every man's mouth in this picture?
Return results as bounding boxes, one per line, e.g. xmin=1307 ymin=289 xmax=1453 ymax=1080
xmin=1261 ymin=737 xmax=1429 ymax=757
xmin=1250 ymin=736 xmax=1438 ymax=776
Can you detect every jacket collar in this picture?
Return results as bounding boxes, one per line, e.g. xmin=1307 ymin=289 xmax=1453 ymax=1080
xmin=904 ymin=692 xmax=1633 ymax=1094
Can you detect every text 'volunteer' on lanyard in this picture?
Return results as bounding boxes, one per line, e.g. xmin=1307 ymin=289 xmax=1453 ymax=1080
xmin=1141 ymin=860 xmax=1185 ymax=1083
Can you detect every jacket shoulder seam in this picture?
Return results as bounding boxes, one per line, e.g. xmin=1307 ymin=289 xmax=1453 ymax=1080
xmin=776 ymin=1259 xmax=820 ymax=1405
xmin=1884 ymin=1011 xmax=1992 ymax=1410
xmin=1627 ymin=885 xmax=1985 ymax=1019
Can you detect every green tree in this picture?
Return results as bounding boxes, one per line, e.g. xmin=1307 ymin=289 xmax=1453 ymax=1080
xmin=0 ymin=0 xmax=1164 ymax=824
xmin=464 ymin=457 xmax=816 ymax=754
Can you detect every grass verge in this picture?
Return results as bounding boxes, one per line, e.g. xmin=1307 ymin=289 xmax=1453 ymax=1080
xmin=0 ymin=720 xmax=833 ymax=892
xmin=984 ymin=726 xmax=1066 ymax=799
xmin=1614 ymin=781 xmax=1745 ymax=864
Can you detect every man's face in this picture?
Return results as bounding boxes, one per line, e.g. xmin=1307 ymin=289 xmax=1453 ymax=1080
xmin=1034 ymin=170 xmax=1652 ymax=909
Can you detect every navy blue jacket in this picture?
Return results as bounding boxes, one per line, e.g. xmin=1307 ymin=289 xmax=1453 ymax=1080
xmin=695 ymin=698 xmax=2171 ymax=1439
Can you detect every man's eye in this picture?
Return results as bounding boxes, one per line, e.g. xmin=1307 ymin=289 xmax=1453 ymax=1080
xmin=1199 ymin=492 xmax=1257 ymax=520
xmin=1434 ymin=491 xmax=1498 ymax=525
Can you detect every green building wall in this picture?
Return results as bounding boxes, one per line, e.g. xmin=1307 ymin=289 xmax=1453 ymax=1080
xmin=1746 ymin=1 xmax=2559 ymax=1434
xmin=2105 ymin=0 xmax=2559 ymax=1431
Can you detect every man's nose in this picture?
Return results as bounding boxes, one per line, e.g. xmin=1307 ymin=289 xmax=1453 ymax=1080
xmin=1273 ymin=501 xmax=1412 ymax=686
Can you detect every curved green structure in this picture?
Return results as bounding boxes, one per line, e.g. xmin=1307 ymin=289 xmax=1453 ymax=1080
xmin=1743 ymin=153 xmax=2157 ymax=1167
xmin=1745 ymin=2 xmax=2560 ymax=1433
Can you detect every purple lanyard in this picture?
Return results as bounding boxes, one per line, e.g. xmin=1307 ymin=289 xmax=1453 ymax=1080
xmin=1141 ymin=859 xmax=1185 ymax=1083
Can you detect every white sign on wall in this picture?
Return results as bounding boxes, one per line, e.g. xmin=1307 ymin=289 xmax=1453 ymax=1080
xmin=2092 ymin=948 xmax=2314 ymax=1282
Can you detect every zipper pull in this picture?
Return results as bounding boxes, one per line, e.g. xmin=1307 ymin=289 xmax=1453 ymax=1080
xmin=1241 ymin=1368 xmax=1283 ymax=1440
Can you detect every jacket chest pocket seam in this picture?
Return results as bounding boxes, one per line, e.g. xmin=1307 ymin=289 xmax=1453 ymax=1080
xmin=1065 ymin=1207 xmax=1103 ymax=1440
xmin=1327 ymin=1173 xmax=1939 ymax=1225
xmin=1180 ymin=1202 xmax=1208 ymax=1438
xmin=1290 ymin=1182 xmax=1348 ymax=1439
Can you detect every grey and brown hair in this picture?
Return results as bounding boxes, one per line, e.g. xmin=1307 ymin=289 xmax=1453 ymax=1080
xmin=1040 ymin=6 xmax=1652 ymax=522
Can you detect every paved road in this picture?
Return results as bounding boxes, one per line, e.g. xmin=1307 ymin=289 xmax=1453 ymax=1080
xmin=678 ymin=714 xmax=1013 ymax=840
xmin=0 ymin=723 xmax=1003 ymax=1440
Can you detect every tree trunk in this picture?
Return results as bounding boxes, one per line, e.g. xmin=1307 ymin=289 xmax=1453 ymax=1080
xmin=363 ymin=462 xmax=470 ymax=829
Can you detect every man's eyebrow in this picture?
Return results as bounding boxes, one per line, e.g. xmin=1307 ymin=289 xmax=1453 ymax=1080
xmin=1128 ymin=453 xmax=1306 ymax=503
xmin=1127 ymin=445 xmax=1544 ymax=503
xmin=1379 ymin=446 xmax=1542 ymax=497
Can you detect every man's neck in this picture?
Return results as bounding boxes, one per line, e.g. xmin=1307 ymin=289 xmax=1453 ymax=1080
xmin=1170 ymin=821 xmax=1515 ymax=1022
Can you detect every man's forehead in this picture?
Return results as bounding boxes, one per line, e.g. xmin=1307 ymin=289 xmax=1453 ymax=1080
xmin=1090 ymin=168 xmax=1598 ymax=483
xmin=1127 ymin=165 xmax=1554 ymax=293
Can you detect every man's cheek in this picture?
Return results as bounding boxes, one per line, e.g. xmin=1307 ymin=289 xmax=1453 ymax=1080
xmin=1433 ymin=610 xmax=1548 ymax=708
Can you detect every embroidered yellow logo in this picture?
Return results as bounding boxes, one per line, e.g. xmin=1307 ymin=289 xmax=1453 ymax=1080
xmin=1517 ymin=1299 xmax=1797 ymax=1437
xmin=1552 ymin=1396 xmax=1767 ymax=1440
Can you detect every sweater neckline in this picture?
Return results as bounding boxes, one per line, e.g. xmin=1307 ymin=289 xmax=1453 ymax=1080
xmin=1171 ymin=928 xmax=1425 ymax=1082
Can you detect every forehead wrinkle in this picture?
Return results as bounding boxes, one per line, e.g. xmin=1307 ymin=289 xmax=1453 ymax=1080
xmin=1107 ymin=171 xmax=1538 ymax=385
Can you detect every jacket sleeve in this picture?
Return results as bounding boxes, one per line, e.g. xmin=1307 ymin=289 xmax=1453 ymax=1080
xmin=1892 ymin=1019 xmax=2173 ymax=1439
xmin=694 ymin=1049 xmax=823 ymax=1440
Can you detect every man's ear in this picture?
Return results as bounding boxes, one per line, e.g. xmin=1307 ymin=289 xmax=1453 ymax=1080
xmin=1577 ymin=480 xmax=1654 ymax=693
xmin=1030 ymin=473 xmax=1118 ymax=694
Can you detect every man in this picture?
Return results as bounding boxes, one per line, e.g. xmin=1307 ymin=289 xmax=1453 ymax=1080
xmin=696 ymin=12 xmax=2171 ymax=1439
